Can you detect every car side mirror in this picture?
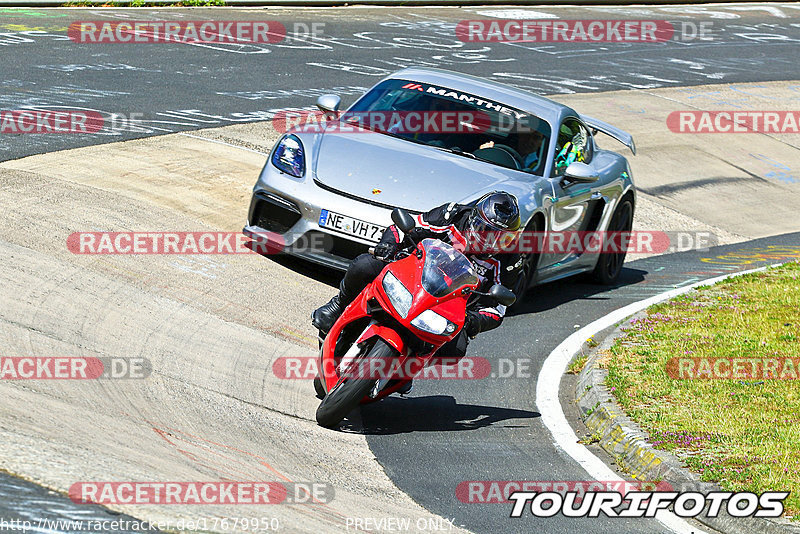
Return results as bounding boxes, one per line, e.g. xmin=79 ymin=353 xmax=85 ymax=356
xmin=316 ymin=94 xmax=341 ymax=114
xmin=391 ymin=208 xmax=416 ymax=234
xmin=489 ymin=284 xmax=516 ymax=307
xmin=563 ymin=162 xmax=599 ymax=184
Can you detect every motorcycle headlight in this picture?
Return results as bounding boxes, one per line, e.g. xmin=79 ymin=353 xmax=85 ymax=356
xmin=271 ymin=134 xmax=305 ymax=178
xmin=381 ymin=271 xmax=412 ymax=318
xmin=411 ymin=310 xmax=457 ymax=336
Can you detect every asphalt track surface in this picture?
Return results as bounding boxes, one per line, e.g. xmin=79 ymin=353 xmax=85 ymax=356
xmin=362 ymin=232 xmax=800 ymax=534
xmin=1 ymin=4 xmax=800 ymax=534
xmin=0 ymin=472 xmax=156 ymax=533
xmin=2 ymin=4 xmax=800 ymax=159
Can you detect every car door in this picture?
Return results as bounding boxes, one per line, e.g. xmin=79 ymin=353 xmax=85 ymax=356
xmin=539 ymin=118 xmax=603 ymax=269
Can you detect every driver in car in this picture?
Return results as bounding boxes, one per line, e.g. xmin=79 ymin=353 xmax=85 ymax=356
xmin=312 ymin=192 xmax=525 ymax=392
xmin=479 ymin=131 xmax=545 ymax=172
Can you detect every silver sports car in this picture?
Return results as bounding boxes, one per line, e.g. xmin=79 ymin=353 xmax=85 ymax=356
xmin=244 ymin=67 xmax=637 ymax=295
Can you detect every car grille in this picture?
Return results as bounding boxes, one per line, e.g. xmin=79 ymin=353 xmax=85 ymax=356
xmin=302 ymin=231 xmax=369 ymax=261
xmin=251 ymin=194 xmax=301 ymax=234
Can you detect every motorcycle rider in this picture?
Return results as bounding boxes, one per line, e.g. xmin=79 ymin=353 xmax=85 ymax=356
xmin=312 ymin=191 xmax=525 ymax=370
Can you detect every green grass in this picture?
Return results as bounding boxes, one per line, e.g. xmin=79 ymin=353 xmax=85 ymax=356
xmin=567 ymin=354 xmax=589 ymax=375
xmin=605 ymin=261 xmax=800 ymax=518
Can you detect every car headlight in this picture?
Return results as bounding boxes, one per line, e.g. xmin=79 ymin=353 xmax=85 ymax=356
xmin=381 ymin=271 xmax=412 ymax=318
xmin=411 ymin=310 xmax=457 ymax=336
xmin=271 ymin=134 xmax=305 ymax=177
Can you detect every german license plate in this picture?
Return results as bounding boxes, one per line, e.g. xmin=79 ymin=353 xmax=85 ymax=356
xmin=319 ymin=209 xmax=385 ymax=243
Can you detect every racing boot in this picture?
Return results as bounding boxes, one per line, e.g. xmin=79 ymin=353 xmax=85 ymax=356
xmin=311 ymin=278 xmax=355 ymax=334
xmin=385 ymin=379 xmax=413 ymax=396
xmin=396 ymin=380 xmax=413 ymax=396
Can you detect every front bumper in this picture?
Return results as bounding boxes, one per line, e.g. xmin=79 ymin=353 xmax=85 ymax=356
xmin=243 ymin=162 xmax=394 ymax=271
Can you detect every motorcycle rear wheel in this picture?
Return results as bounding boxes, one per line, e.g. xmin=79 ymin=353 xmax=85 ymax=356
xmin=315 ymin=338 xmax=394 ymax=428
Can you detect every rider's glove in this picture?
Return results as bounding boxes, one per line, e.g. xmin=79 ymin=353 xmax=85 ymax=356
xmin=464 ymin=312 xmax=481 ymax=339
xmin=373 ymin=241 xmax=398 ymax=262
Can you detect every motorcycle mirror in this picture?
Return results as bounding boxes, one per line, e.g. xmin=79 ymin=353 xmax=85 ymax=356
xmin=488 ymin=284 xmax=516 ymax=307
xmin=391 ymin=208 xmax=416 ymax=234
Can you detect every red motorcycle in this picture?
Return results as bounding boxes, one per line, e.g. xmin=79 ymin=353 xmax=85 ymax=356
xmin=314 ymin=208 xmax=516 ymax=428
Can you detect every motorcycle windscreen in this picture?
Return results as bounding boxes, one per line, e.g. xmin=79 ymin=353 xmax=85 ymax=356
xmin=420 ymin=238 xmax=479 ymax=297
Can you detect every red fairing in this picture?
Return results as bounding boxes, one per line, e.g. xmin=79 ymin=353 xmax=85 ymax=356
xmin=318 ymin=240 xmax=479 ymax=404
xmin=356 ymin=324 xmax=405 ymax=353
xmin=374 ymin=248 xmax=469 ymax=345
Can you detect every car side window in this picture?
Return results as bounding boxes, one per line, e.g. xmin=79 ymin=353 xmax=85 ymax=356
xmin=552 ymin=119 xmax=593 ymax=176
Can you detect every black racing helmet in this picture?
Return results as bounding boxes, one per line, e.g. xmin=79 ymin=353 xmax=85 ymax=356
xmin=464 ymin=191 xmax=521 ymax=254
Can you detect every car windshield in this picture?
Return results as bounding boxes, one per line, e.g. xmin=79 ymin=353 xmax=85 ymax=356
xmin=343 ymin=79 xmax=552 ymax=175
xmin=420 ymin=239 xmax=479 ymax=298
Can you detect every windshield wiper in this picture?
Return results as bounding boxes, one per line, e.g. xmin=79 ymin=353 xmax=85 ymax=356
xmin=341 ymin=118 xmax=428 ymax=144
xmin=341 ymin=118 xmax=378 ymax=133
xmin=340 ymin=119 xmax=479 ymax=160
xmin=434 ymin=146 xmax=478 ymax=160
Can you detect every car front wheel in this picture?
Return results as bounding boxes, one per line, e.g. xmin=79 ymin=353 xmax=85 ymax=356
xmin=511 ymin=217 xmax=542 ymax=308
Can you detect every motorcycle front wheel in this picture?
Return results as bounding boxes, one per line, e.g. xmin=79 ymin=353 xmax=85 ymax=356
xmin=315 ymin=338 xmax=394 ymax=428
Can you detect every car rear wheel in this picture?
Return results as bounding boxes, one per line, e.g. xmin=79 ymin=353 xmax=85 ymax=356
xmin=511 ymin=217 xmax=542 ymax=308
xmin=592 ymin=197 xmax=634 ymax=285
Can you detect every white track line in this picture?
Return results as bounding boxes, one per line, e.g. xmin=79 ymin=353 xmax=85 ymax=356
xmin=537 ymin=263 xmax=780 ymax=533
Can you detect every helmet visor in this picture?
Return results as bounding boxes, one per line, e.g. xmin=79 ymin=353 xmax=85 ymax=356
xmin=465 ymin=211 xmax=518 ymax=254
